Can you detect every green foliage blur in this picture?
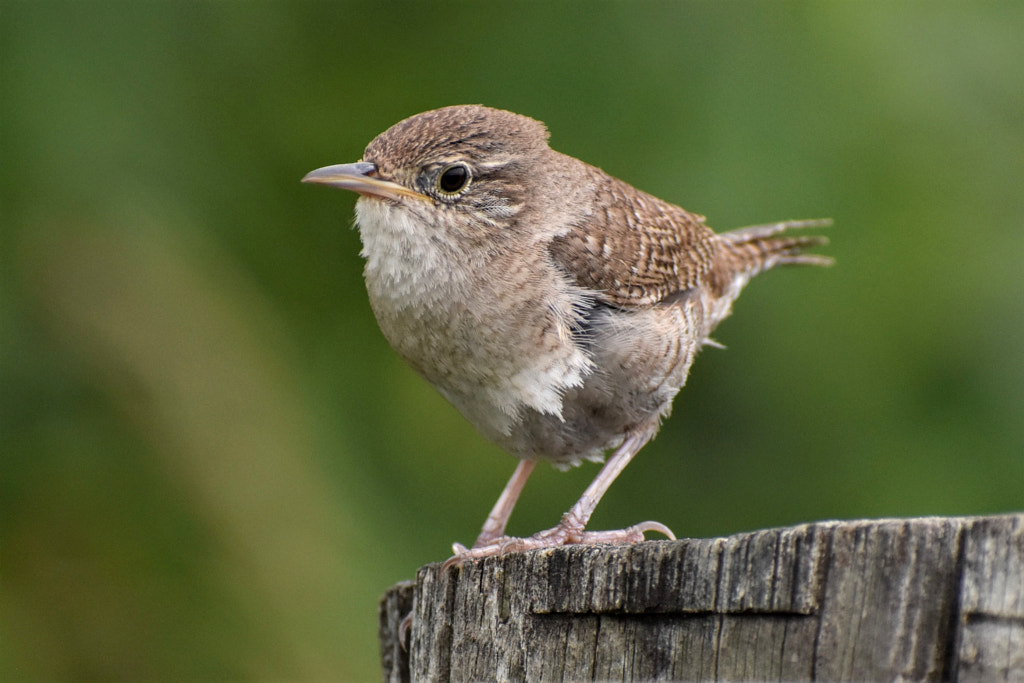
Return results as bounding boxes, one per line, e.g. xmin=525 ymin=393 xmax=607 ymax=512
xmin=2 ymin=1 xmax=1023 ymax=678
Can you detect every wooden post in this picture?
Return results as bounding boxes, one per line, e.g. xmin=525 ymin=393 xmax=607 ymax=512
xmin=379 ymin=514 xmax=1024 ymax=681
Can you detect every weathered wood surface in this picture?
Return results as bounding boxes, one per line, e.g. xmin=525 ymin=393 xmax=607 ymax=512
xmin=379 ymin=514 xmax=1024 ymax=681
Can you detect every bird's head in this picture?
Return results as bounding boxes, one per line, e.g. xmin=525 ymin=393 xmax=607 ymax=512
xmin=303 ymin=105 xmax=551 ymax=236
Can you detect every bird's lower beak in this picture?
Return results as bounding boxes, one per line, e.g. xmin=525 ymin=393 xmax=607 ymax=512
xmin=301 ymin=162 xmax=427 ymax=201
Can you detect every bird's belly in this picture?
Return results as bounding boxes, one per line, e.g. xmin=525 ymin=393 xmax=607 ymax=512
xmin=366 ymin=275 xmax=596 ymax=446
xmin=499 ymin=298 xmax=705 ymax=466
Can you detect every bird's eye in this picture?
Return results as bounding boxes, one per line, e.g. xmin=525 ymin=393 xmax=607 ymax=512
xmin=437 ymin=164 xmax=471 ymax=195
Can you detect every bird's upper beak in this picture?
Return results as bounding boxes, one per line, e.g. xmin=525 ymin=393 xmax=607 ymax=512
xmin=301 ymin=162 xmax=427 ymax=201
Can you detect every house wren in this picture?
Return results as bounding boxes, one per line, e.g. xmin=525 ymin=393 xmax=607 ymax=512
xmin=303 ymin=105 xmax=830 ymax=564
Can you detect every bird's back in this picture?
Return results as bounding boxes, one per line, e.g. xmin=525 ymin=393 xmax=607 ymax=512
xmin=519 ymin=159 xmax=831 ymax=465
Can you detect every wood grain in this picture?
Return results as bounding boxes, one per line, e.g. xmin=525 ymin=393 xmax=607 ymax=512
xmin=380 ymin=514 xmax=1024 ymax=681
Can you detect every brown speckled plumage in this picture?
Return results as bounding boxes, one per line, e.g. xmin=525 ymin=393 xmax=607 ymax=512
xmin=549 ymin=166 xmax=716 ymax=307
xmin=304 ymin=105 xmax=831 ymax=561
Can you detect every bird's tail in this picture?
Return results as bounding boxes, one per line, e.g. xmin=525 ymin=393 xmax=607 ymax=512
xmin=719 ymin=219 xmax=833 ymax=276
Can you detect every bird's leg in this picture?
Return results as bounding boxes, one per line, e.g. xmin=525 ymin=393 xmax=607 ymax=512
xmin=535 ymin=425 xmax=673 ymax=546
xmin=471 ymin=458 xmax=537 ymax=549
xmin=557 ymin=432 xmax=659 ymax=544
xmin=446 ymin=459 xmax=536 ymax=568
xmin=444 ymin=425 xmax=673 ymax=568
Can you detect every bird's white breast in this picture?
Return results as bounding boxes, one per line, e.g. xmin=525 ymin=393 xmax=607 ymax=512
xmin=354 ymin=198 xmax=593 ymax=446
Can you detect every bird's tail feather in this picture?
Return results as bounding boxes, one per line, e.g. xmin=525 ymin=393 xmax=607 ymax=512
xmin=720 ymin=219 xmax=833 ymax=274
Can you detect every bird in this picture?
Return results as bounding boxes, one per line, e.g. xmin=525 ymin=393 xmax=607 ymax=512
xmin=303 ymin=105 xmax=830 ymax=565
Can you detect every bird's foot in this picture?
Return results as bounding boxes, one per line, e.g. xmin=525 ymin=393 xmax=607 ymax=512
xmin=442 ymin=513 xmax=674 ymax=570
xmin=398 ymin=612 xmax=413 ymax=651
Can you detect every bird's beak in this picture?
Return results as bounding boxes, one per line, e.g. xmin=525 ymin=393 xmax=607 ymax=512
xmin=301 ymin=162 xmax=427 ymax=201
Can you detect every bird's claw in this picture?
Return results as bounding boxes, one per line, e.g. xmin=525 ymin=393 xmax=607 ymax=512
xmin=398 ymin=612 xmax=413 ymax=651
xmin=578 ymin=520 xmax=676 ymax=544
xmin=442 ymin=519 xmax=674 ymax=569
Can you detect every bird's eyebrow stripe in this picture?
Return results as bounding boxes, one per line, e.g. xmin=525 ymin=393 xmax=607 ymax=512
xmin=475 ymin=156 xmax=517 ymax=172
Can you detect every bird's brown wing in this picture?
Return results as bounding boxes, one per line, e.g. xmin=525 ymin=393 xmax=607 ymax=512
xmin=548 ymin=168 xmax=720 ymax=308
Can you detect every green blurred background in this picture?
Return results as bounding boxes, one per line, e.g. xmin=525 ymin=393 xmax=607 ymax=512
xmin=2 ymin=0 xmax=1022 ymax=678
